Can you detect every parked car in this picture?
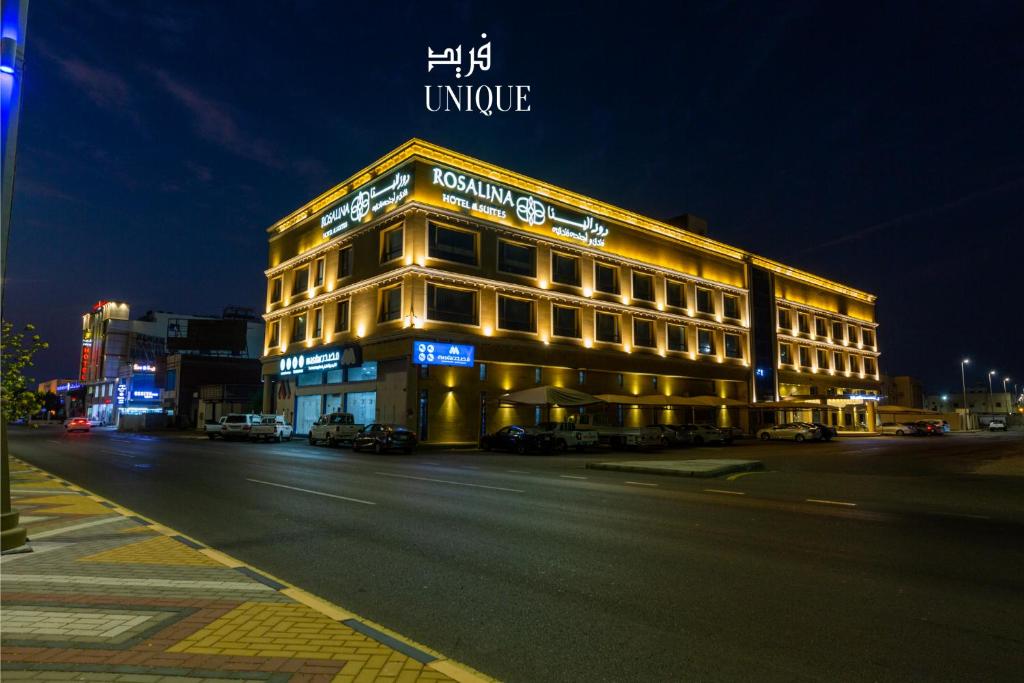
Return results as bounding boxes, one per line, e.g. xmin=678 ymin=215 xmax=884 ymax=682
xmin=647 ymin=424 xmax=687 ymax=447
xmin=756 ymin=423 xmax=819 ymax=442
xmin=204 ymin=416 xmax=228 ymax=439
xmin=534 ymin=421 xmax=601 ymax=452
xmin=573 ymin=414 xmax=661 ymax=448
xmin=352 ymin=424 xmax=418 ymax=454
xmin=221 ymin=413 xmax=262 ymax=440
xmin=879 ymin=422 xmax=917 ymax=436
xmin=675 ymin=423 xmax=729 ymax=445
xmin=989 ymin=418 xmax=1007 ymax=432
xmin=802 ymin=422 xmax=837 ymax=441
xmin=309 ymin=412 xmax=364 ymax=447
xmin=250 ymin=415 xmax=294 ymax=442
xmin=64 ymin=417 xmax=90 ymax=433
xmin=480 ymin=425 xmax=551 ymax=454
xmin=913 ymin=420 xmax=944 ymax=436
xmin=717 ymin=426 xmax=746 ymax=441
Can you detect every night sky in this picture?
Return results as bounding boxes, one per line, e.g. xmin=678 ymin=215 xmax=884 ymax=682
xmin=6 ymin=1 xmax=1022 ymax=395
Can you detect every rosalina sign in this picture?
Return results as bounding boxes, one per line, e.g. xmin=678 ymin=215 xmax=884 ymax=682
xmin=278 ymin=344 xmax=363 ymax=376
xmin=318 ymin=166 xmax=414 ymax=239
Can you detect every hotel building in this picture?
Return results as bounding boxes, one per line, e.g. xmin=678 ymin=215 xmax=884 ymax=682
xmin=260 ymin=140 xmax=881 ymax=442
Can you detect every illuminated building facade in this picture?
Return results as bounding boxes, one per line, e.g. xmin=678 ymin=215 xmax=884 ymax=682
xmin=261 ymin=140 xmax=881 ymax=441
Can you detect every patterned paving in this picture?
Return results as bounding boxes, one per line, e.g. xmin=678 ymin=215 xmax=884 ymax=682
xmin=2 ymin=459 xmax=484 ymax=683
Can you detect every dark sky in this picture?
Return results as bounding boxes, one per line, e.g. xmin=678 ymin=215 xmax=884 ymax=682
xmin=6 ymin=0 xmax=1023 ymax=395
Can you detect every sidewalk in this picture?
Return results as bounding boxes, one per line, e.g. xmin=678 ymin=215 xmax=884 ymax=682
xmin=1 ymin=459 xmax=492 ymax=683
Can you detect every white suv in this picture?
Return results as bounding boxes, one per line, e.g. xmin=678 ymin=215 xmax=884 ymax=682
xmin=989 ymin=418 xmax=1007 ymax=432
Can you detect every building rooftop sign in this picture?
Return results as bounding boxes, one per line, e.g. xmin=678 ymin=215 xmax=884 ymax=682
xmin=413 ymin=340 xmax=475 ymax=367
xmin=278 ymin=344 xmax=362 ymax=376
xmin=317 ymin=165 xmax=413 ymax=240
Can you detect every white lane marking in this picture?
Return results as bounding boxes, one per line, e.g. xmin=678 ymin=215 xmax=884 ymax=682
xmin=459 ymin=465 xmax=481 ymax=470
xmin=421 ymin=462 xmax=440 ymax=466
xmin=375 ymin=472 xmax=523 ymax=493
xmin=806 ymin=498 xmax=857 ymax=507
xmin=506 ymin=470 xmax=529 ymax=474
xmin=46 ymin=440 xmax=61 ymax=445
xmin=559 ymin=475 xmax=588 ymax=480
xmin=31 ymin=516 xmax=124 ymax=539
xmin=246 ymin=478 xmax=376 ymax=506
xmin=704 ymin=489 xmax=745 ymax=496
xmin=933 ymin=511 xmax=991 ymax=520
xmin=625 ymin=481 xmax=658 ymax=487
xmin=1 ymin=574 xmax=271 ymax=591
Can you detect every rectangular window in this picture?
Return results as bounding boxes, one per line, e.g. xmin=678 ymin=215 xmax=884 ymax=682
xmin=667 ymin=324 xmax=687 ymax=352
xmin=312 ymin=308 xmax=323 ymax=338
xmin=595 ymin=312 xmax=620 ymax=343
xmin=551 ymin=253 xmax=580 ymax=286
xmin=534 ymin=367 xmax=542 ymax=384
xmin=347 ymin=361 xmax=378 ymax=382
xmin=552 ymin=305 xmax=580 ymax=338
xmin=696 ymin=288 xmax=714 ymax=314
xmin=815 ymin=317 xmax=827 ymax=336
xmin=832 ymin=321 xmax=844 ymax=341
xmin=848 ymin=325 xmax=859 ymax=344
xmin=479 ymin=363 xmax=486 ymax=381
xmin=779 ymin=343 xmax=792 ymax=365
xmin=314 ymin=258 xmax=325 ymax=287
xmin=778 ymin=308 xmax=791 ymax=330
xmin=337 ymin=246 xmax=353 ymax=279
xmin=799 ymin=346 xmax=811 ymax=367
xmin=862 ymin=329 xmax=875 ymax=347
xmin=697 ymin=329 xmax=715 ymax=355
xmin=666 ymin=281 xmax=685 ymax=309
xmin=335 ymin=300 xmax=350 ymax=332
xmin=850 ymin=355 xmax=861 ymax=373
xmin=270 ymin=277 xmax=282 ymax=303
xmin=292 ymin=313 xmax=307 ymax=342
xmin=816 ymin=348 xmax=828 ymax=369
xmin=578 ymin=370 xmax=585 ymax=385
xmin=798 ymin=313 xmax=810 ymax=334
xmin=268 ymin=321 xmax=280 ymax=347
xmin=725 ymin=333 xmax=742 ymax=358
xmin=292 ymin=267 xmax=309 ymax=295
xmin=429 ymin=223 xmax=477 ymax=265
xmin=633 ymin=319 xmax=655 ymax=347
xmin=865 ymin=357 xmax=877 ymax=375
xmin=427 ymin=283 xmax=478 ymax=325
xmin=497 ymin=240 xmax=535 ymax=276
xmin=381 ymin=226 xmax=403 ymax=262
xmin=833 ymin=351 xmax=845 ymax=371
xmin=632 ymin=272 xmax=654 ymax=302
xmin=379 ymin=285 xmax=402 ymax=322
xmin=165 ymin=369 xmax=176 ymax=391
xmin=497 ymin=295 xmax=535 ymax=332
xmin=595 ymin=263 xmax=619 ymax=294
xmin=723 ymin=295 xmax=741 ymax=320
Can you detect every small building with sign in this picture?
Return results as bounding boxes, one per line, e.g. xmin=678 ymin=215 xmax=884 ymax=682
xmin=260 ymin=140 xmax=881 ymax=441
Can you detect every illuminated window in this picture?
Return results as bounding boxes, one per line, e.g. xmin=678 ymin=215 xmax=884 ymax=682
xmin=270 ymin=277 xmax=282 ymax=303
xmin=578 ymin=370 xmax=585 ymax=385
xmin=552 ymin=253 xmax=580 ymax=286
xmin=268 ymin=321 xmax=280 ymax=347
xmin=865 ymin=357 xmax=877 ymax=375
xmin=666 ymin=281 xmax=685 ymax=309
xmin=633 ymin=319 xmax=655 ymax=347
xmin=313 ymin=308 xmax=323 ymax=338
xmin=335 ymin=300 xmax=349 ymax=332
xmin=862 ymin=329 xmax=875 ymax=348
xmin=632 ymin=273 xmax=654 ymax=302
xmin=479 ymin=363 xmax=486 ymax=380
xmin=616 ymin=373 xmax=624 ymax=387
xmin=815 ymin=317 xmax=827 ymax=337
xmin=429 ymin=223 xmax=477 ymax=266
xmin=696 ymin=288 xmax=714 ymax=315
xmin=778 ymin=308 xmax=791 ymax=329
xmin=779 ymin=343 xmax=792 ymax=365
xmin=798 ymin=313 xmax=810 ymax=334
xmin=724 ymin=295 xmax=741 ymax=320
xmin=381 ymin=226 xmax=404 ymax=262
xmin=833 ymin=351 xmax=845 ymax=371
xmin=497 ymin=295 xmax=535 ymax=332
xmin=497 ymin=240 xmax=536 ymax=276
xmin=725 ymin=333 xmax=742 ymax=358
xmin=848 ymin=325 xmax=859 ymax=344
xmin=697 ymin=329 xmax=715 ymax=355
xmin=667 ymin=324 xmax=687 ymax=351
xmin=427 ymin=283 xmax=478 ymax=325
xmin=338 ymin=246 xmax=353 ymax=279
xmin=314 ymin=258 xmax=325 ymax=287
xmin=552 ymin=305 xmax=580 ymax=338
xmin=595 ymin=263 xmax=619 ymax=294
xmin=292 ymin=267 xmax=309 ymax=295
xmin=816 ymin=348 xmax=828 ymax=369
xmin=832 ymin=321 xmax=844 ymax=340
xmin=849 ymin=355 xmax=861 ymax=373
xmin=595 ymin=312 xmax=621 ymax=343
xmin=534 ymin=367 xmax=542 ymax=384
xmin=799 ymin=346 xmax=811 ymax=368
xmin=379 ymin=285 xmax=402 ymax=322
xmin=292 ymin=313 xmax=307 ymax=342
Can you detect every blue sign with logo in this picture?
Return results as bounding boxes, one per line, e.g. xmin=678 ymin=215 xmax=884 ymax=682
xmin=413 ymin=340 xmax=475 ymax=367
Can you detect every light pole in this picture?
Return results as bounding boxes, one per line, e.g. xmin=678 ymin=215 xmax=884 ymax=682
xmin=960 ymin=358 xmax=970 ymax=431
xmin=988 ymin=370 xmax=996 ymax=415
xmin=1003 ymin=377 xmax=1011 ymax=414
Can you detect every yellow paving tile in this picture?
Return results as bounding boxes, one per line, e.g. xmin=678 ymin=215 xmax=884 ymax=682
xmin=17 ymin=494 xmax=112 ymax=516
xmin=77 ymin=535 xmax=222 ymax=566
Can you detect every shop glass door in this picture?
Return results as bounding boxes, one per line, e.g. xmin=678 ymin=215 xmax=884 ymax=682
xmin=295 ymin=395 xmax=322 ymax=435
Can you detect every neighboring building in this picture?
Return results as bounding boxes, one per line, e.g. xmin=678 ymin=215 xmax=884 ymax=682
xmin=926 ymin=389 xmax=1014 ymax=416
xmin=164 ymin=355 xmax=262 ymax=428
xmin=881 ymin=375 xmax=924 ymax=409
xmin=37 ymin=378 xmax=80 ymax=395
xmin=260 ymin=139 xmax=881 ymax=441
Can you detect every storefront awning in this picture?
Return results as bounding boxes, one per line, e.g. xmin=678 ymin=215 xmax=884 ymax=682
xmin=499 ymin=386 xmax=604 ymax=406
xmin=595 ymin=394 xmax=746 ymax=407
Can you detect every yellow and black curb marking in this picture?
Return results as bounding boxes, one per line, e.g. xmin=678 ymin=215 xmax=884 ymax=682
xmin=12 ymin=459 xmax=496 ymax=683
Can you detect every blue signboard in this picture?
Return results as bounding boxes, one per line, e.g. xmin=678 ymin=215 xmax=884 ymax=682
xmin=413 ymin=340 xmax=475 ymax=367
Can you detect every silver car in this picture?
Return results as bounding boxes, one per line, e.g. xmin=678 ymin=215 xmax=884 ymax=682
xmin=879 ymin=422 xmax=917 ymax=436
xmin=756 ymin=423 xmax=818 ymax=442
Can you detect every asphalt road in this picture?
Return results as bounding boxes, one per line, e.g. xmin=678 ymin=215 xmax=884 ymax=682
xmin=8 ymin=428 xmax=1024 ymax=682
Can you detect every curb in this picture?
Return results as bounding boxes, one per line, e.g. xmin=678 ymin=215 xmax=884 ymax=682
xmin=11 ymin=458 xmax=497 ymax=683
xmin=586 ymin=459 xmax=763 ymax=478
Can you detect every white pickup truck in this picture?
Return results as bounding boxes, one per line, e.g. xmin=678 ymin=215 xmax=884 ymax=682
xmin=204 ymin=416 xmax=227 ymax=439
xmin=573 ymin=414 xmax=662 ymax=449
xmin=250 ymin=415 xmax=294 ymax=442
xmin=534 ymin=421 xmax=600 ymax=452
xmin=309 ymin=412 xmax=364 ymax=447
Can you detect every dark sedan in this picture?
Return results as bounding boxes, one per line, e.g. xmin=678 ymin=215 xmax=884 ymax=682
xmin=480 ymin=425 xmax=550 ymax=454
xmin=802 ymin=422 xmax=837 ymax=441
xmin=352 ymin=424 xmax=418 ymax=454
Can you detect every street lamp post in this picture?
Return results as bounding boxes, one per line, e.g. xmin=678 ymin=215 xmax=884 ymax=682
xmin=1003 ymin=377 xmax=1011 ymax=414
xmin=988 ymin=370 xmax=996 ymax=415
xmin=960 ymin=358 xmax=970 ymax=431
